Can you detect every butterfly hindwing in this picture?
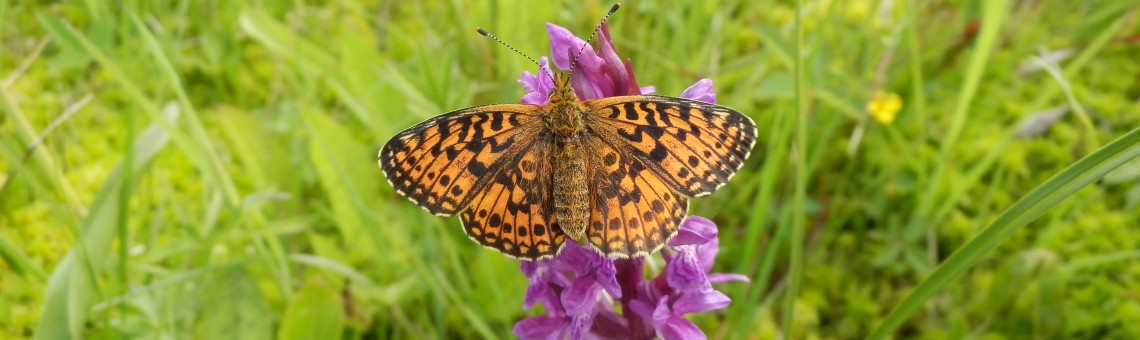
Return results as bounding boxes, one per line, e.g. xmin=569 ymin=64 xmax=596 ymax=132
xmin=584 ymin=134 xmax=688 ymax=258
xmin=584 ymin=96 xmax=757 ymax=197
xmin=459 ymin=136 xmax=566 ymax=259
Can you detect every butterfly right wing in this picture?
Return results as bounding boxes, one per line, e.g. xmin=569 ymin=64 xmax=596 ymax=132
xmin=583 ymin=96 xmax=757 ymax=197
xmin=578 ymin=95 xmax=755 ymax=258
xmin=378 ymin=104 xmax=546 ymax=216
xmin=583 ymin=134 xmax=689 ymax=258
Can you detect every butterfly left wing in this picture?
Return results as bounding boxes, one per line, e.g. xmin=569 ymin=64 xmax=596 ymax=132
xmin=459 ymin=136 xmax=566 ymax=260
xmin=379 ymin=104 xmax=566 ymax=260
xmin=379 ymin=104 xmax=546 ymax=216
xmin=583 ymin=96 xmax=757 ymax=197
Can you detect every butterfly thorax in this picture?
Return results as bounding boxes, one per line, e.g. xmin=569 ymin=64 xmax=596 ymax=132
xmin=545 ymin=74 xmax=591 ymax=245
xmin=546 ymin=75 xmax=586 ymax=138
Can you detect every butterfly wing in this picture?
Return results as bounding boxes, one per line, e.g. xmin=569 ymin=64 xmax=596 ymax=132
xmin=378 ymin=104 xmax=546 ymax=216
xmin=378 ymin=104 xmax=564 ymax=260
xmin=580 ymin=95 xmax=756 ymax=257
xmin=583 ymin=134 xmax=689 ymax=257
xmin=584 ymin=96 xmax=757 ymax=197
xmin=459 ymin=136 xmax=565 ymax=259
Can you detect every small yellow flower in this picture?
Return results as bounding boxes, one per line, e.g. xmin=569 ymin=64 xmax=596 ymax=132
xmin=866 ymin=91 xmax=902 ymax=124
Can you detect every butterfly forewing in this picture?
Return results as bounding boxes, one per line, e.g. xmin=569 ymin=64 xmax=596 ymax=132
xmin=379 ymin=105 xmax=546 ymax=216
xmin=584 ymin=96 xmax=757 ymax=197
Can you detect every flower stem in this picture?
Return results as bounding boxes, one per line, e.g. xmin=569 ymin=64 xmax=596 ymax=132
xmin=615 ymin=258 xmax=649 ymax=339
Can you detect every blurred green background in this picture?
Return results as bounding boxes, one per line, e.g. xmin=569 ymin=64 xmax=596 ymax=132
xmin=3 ymin=0 xmax=1140 ymax=338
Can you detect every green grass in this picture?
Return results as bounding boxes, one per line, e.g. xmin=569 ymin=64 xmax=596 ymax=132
xmin=3 ymin=0 xmax=1140 ymax=338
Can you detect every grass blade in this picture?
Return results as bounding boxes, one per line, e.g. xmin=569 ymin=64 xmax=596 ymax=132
xmin=33 ymin=105 xmax=179 ymax=339
xmin=782 ymin=0 xmax=809 ymax=336
xmin=868 ymin=126 xmax=1140 ymax=339
xmin=909 ymin=0 xmax=1012 ymax=233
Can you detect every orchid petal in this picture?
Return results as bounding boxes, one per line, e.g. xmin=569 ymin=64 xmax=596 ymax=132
xmin=562 ymin=276 xmax=602 ymax=315
xmin=546 ymin=23 xmax=587 ymax=70
xmin=518 ymin=57 xmax=555 ymax=105
xmin=566 ymin=312 xmax=595 ymax=340
xmin=555 ymin=241 xmax=596 ymax=270
xmin=666 ymin=246 xmax=710 ymax=291
xmin=680 ymin=78 xmax=717 ymax=104
xmin=650 ymin=297 xmax=708 ymax=340
xmin=651 ymin=298 xmax=672 ymax=325
xmin=708 ymin=273 xmax=750 ymax=284
xmin=520 ymin=92 xmax=548 ymax=105
xmin=658 ymin=316 xmax=706 ymax=340
xmin=596 ymin=259 xmax=622 ymax=298
xmin=673 ymin=290 xmax=731 ymax=315
xmin=520 ymin=260 xmax=540 ymax=278
xmin=669 ymin=216 xmax=718 ymax=247
xmin=696 ymin=237 xmax=720 ymax=271
xmin=564 ymin=48 xmax=602 ymax=100
xmin=513 ymin=316 xmax=567 ymax=340
xmin=523 ymin=282 xmax=550 ymax=310
xmin=596 ymin=24 xmax=630 ymax=95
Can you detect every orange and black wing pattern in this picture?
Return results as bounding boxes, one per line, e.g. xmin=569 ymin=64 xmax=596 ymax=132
xmin=379 ymin=104 xmax=544 ymax=215
xmin=459 ymin=135 xmax=565 ymax=259
xmin=581 ymin=96 xmax=756 ymax=256
xmin=378 ymin=104 xmax=564 ymax=259
xmin=583 ymin=134 xmax=688 ymax=258
xmin=585 ymin=96 xmax=757 ymax=197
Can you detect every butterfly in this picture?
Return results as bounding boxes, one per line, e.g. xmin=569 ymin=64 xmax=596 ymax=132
xmin=377 ymin=20 xmax=756 ymax=261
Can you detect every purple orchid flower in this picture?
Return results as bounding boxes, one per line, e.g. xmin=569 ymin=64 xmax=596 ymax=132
xmin=516 ymin=217 xmax=744 ymax=340
xmin=629 ymin=216 xmax=748 ymax=339
xmin=679 ymin=78 xmax=717 ymax=104
xmin=512 ymin=22 xmax=740 ymax=340
xmin=514 ymin=242 xmax=626 ymax=340
xmin=521 ymin=22 xmax=719 ymax=105
xmin=518 ymin=57 xmax=555 ymax=105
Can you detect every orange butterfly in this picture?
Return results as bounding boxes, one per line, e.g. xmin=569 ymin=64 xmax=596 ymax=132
xmin=378 ymin=9 xmax=756 ymax=261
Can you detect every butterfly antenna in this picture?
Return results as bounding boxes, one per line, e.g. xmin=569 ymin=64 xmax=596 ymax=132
xmin=477 ymin=27 xmax=555 ymax=84
xmin=567 ymin=3 xmax=621 ymax=78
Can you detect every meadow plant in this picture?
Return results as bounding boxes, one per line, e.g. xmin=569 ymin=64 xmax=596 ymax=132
xmin=512 ymin=23 xmax=745 ymax=340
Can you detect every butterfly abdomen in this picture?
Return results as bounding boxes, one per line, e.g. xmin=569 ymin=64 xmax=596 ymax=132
xmin=554 ymin=141 xmax=590 ymax=244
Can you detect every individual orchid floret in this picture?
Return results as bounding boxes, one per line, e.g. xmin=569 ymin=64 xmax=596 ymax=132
xmin=518 ymin=57 xmax=556 ymax=105
xmin=679 ymin=78 xmax=717 ymax=104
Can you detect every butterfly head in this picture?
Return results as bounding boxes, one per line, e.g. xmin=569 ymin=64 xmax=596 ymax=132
xmin=548 ymin=73 xmax=577 ymax=104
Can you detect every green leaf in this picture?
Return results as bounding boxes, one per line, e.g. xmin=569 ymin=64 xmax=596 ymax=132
xmin=277 ymin=279 xmax=345 ymax=339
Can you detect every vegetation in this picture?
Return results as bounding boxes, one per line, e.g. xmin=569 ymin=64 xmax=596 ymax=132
xmin=2 ymin=0 xmax=1139 ymax=338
